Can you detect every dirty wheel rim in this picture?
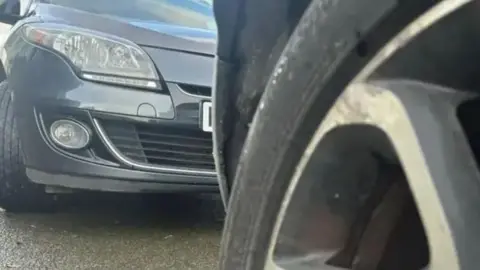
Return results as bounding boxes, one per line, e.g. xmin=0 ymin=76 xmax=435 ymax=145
xmin=265 ymin=1 xmax=480 ymax=269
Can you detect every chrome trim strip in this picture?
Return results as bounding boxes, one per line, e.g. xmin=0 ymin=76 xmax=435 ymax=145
xmin=92 ymin=118 xmax=217 ymax=177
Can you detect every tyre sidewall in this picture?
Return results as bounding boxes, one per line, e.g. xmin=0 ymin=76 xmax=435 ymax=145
xmin=219 ymin=1 xmax=410 ymax=269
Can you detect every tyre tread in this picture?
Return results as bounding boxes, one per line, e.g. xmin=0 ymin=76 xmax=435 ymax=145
xmin=0 ymin=81 xmax=53 ymax=212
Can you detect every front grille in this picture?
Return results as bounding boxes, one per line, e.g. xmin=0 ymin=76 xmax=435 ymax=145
xmin=178 ymin=84 xmax=211 ymax=97
xmin=99 ymin=119 xmax=214 ymax=171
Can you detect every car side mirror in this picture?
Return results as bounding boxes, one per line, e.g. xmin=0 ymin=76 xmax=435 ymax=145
xmin=0 ymin=0 xmax=21 ymax=25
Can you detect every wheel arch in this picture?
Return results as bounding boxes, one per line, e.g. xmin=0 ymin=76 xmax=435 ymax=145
xmin=213 ymin=0 xmax=312 ymax=205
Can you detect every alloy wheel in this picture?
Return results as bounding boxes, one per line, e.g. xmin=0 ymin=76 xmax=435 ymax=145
xmin=265 ymin=1 xmax=480 ymax=269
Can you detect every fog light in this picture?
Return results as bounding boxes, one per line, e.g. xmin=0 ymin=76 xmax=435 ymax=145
xmin=50 ymin=119 xmax=91 ymax=149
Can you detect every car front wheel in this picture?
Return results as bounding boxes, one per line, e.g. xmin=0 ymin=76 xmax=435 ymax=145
xmin=0 ymin=81 xmax=54 ymax=213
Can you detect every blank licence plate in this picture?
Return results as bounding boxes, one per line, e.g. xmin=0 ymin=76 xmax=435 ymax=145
xmin=201 ymin=101 xmax=212 ymax=132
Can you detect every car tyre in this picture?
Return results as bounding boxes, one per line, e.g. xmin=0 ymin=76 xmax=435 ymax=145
xmin=0 ymin=81 xmax=54 ymax=213
xmin=218 ymin=0 xmax=445 ymax=269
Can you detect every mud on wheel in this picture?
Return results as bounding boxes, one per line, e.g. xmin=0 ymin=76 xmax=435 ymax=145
xmin=216 ymin=0 xmax=480 ymax=269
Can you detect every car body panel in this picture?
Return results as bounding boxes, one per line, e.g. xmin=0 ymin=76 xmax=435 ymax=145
xmin=33 ymin=3 xmax=216 ymax=55
xmin=212 ymin=0 xmax=310 ymax=205
xmin=141 ymin=46 xmax=214 ymax=87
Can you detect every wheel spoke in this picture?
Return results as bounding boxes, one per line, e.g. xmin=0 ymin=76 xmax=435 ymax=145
xmin=273 ymin=79 xmax=480 ymax=270
xmin=354 ymin=80 xmax=480 ymax=270
xmin=355 ymin=0 xmax=472 ymax=81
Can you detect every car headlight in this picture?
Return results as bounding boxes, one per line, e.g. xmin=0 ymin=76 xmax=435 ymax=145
xmin=22 ymin=24 xmax=160 ymax=89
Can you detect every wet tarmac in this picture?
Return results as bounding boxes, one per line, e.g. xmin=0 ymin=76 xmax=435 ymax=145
xmin=0 ymin=193 xmax=223 ymax=269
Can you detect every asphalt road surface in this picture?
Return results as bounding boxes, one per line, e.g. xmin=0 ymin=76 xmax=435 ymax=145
xmin=0 ymin=193 xmax=223 ymax=269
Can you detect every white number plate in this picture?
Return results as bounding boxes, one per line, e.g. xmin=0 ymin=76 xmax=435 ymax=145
xmin=201 ymin=102 xmax=212 ymax=132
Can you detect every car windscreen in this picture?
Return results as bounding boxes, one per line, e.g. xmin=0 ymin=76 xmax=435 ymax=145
xmin=42 ymin=0 xmax=216 ymax=31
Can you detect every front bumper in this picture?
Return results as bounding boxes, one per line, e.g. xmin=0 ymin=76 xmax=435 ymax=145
xmin=8 ymin=36 xmax=217 ymax=193
xmin=27 ymin=168 xmax=217 ymax=193
xmin=23 ymin=108 xmax=218 ymax=192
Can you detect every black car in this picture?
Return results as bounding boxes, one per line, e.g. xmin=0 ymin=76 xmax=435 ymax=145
xmin=0 ymin=0 xmax=217 ymax=212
